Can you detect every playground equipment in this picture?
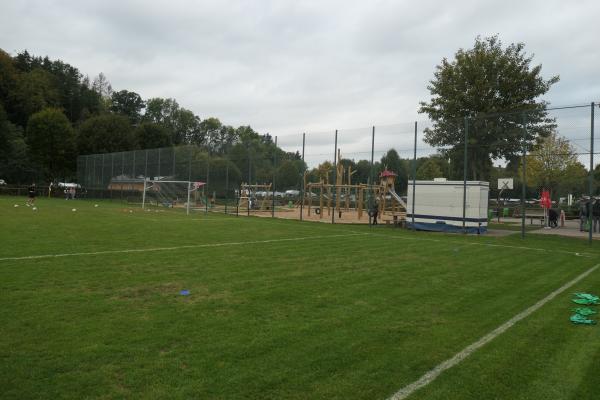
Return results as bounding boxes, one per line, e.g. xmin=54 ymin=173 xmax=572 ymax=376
xmin=376 ymin=170 xmax=408 ymax=224
xmin=239 ymin=183 xmax=273 ymax=211
xmin=303 ymin=150 xmax=407 ymax=224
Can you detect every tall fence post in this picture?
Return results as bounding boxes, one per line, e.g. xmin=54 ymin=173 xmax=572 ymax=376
xmin=521 ymin=112 xmax=527 ymax=239
xmin=110 ymin=153 xmax=114 ymax=200
xmin=92 ymin=156 xmax=96 ymax=191
xmin=332 ymin=130 xmax=338 ymax=224
xmin=157 ymin=148 xmax=161 ymax=180
xmin=589 ymin=102 xmax=595 ymax=245
xmin=300 ymin=133 xmax=305 ymax=221
xmin=121 ymin=152 xmax=124 ymax=200
xmin=225 ymin=155 xmax=229 ymax=215
xmin=187 ymin=146 xmax=192 ymax=182
xmin=206 ymin=147 xmax=210 ymax=215
xmin=172 ymin=147 xmax=176 ymax=177
xmin=462 ymin=117 xmax=469 ymax=233
xmin=101 ymin=154 xmax=105 ymax=198
xmin=144 ymin=150 xmax=148 ymax=180
xmin=247 ymin=144 xmax=251 ymax=217
xmin=272 ymin=136 xmax=277 ymax=218
xmin=412 ymin=121 xmax=417 ymax=231
xmin=369 ymin=126 xmax=375 ymax=227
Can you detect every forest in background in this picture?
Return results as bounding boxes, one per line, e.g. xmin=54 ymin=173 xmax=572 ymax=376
xmin=0 ymin=48 xmax=596 ymax=197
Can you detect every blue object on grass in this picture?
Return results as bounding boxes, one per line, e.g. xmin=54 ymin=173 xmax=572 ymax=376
xmin=180 ymin=290 xmax=190 ymax=296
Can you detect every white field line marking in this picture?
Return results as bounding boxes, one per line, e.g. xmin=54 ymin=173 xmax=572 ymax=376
xmin=0 ymin=233 xmax=368 ymax=262
xmin=361 ymin=231 xmax=598 ymax=258
xmin=388 ymin=263 xmax=600 ymax=400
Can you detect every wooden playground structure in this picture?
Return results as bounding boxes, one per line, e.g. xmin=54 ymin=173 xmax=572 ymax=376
xmin=238 ymin=183 xmax=273 ymax=211
xmin=240 ymin=150 xmax=407 ymax=225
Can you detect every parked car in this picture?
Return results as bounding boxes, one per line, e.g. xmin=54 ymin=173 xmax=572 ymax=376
xmin=57 ymin=182 xmax=81 ymax=189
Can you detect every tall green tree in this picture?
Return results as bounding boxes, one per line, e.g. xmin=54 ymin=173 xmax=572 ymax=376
xmin=110 ymin=90 xmax=145 ymax=123
xmin=420 ymin=35 xmax=559 ymax=181
xmin=276 ymin=160 xmax=302 ymax=190
xmin=355 ymin=160 xmax=372 ymax=184
xmin=13 ymin=51 xmax=103 ymax=122
xmin=520 ymin=132 xmax=587 ymax=197
xmin=144 ymin=98 xmax=202 ymax=145
xmin=0 ymin=105 xmax=31 ymax=183
xmin=76 ymin=114 xmax=136 ymax=155
xmin=11 ymin=68 xmax=61 ymax=127
xmin=0 ymin=49 xmax=18 ymax=112
xmin=135 ymin=122 xmax=172 ymax=149
xmin=416 ymin=158 xmax=443 ymax=180
xmin=26 ymin=108 xmax=76 ymax=179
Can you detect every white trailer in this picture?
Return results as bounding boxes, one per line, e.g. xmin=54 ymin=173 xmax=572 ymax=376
xmin=406 ymin=180 xmax=489 ymax=234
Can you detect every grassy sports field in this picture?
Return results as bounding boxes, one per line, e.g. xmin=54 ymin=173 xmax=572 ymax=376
xmin=1 ymin=196 xmax=599 ymax=399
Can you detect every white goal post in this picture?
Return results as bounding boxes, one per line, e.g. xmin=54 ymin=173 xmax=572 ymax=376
xmin=142 ymin=180 xmax=205 ymax=215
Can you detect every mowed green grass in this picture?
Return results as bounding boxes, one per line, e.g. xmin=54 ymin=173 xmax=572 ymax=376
xmin=0 ymin=197 xmax=599 ymax=400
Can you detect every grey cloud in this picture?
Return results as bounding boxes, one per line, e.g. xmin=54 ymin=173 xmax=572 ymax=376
xmin=1 ymin=0 xmax=598 ymax=166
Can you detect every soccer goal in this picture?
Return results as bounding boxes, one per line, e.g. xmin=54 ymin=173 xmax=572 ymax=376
xmin=142 ymin=180 xmax=205 ymax=215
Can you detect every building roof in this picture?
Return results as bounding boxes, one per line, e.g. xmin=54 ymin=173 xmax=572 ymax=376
xmin=379 ymin=169 xmax=397 ymax=178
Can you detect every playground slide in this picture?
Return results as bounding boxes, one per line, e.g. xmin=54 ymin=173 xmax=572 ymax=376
xmin=388 ymin=189 xmax=407 ymax=209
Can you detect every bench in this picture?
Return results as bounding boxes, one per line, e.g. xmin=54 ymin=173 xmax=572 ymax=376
xmin=512 ymin=209 xmax=546 ymax=225
xmin=526 ymin=215 xmax=545 ymax=225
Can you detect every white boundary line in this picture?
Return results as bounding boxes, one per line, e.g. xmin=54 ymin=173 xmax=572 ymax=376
xmin=388 ymin=263 xmax=600 ymax=400
xmin=0 ymin=233 xmax=368 ymax=262
xmin=361 ymin=231 xmax=598 ymax=258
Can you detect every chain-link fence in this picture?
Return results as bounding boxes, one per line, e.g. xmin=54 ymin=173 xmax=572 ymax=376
xmin=73 ymin=102 xmax=599 ymax=241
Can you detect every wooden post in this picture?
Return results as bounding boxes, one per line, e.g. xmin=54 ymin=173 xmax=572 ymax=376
xmin=307 ymin=182 xmax=312 ymax=216
xmin=358 ymin=186 xmax=364 ymax=219
xmin=319 ymin=182 xmax=324 ymax=219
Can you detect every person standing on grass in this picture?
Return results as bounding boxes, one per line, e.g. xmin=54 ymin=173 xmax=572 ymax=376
xmin=370 ymin=200 xmax=379 ymax=225
xmin=593 ymin=198 xmax=600 ymax=233
xmin=26 ymin=183 xmax=36 ymax=206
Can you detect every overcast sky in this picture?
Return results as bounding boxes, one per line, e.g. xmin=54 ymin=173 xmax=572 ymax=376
xmin=1 ymin=0 xmax=599 ymax=163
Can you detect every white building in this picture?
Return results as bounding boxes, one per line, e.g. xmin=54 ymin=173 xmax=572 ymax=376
xmin=406 ymin=179 xmax=489 ymax=234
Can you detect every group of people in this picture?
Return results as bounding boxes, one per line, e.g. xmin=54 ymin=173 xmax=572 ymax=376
xmin=579 ymin=198 xmax=600 ymax=232
xmin=64 ymin=187 xmax=76 ymax=200
xmin=26 ymin=182 xmax=79 ymax=206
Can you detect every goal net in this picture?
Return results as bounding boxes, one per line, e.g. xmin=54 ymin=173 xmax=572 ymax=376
xmin=142 ymin=180 xmax=205 ymax=215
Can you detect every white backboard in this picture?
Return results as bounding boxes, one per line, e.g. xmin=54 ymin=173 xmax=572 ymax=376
xmin=498 ymin=178 xmax=513 ymax=190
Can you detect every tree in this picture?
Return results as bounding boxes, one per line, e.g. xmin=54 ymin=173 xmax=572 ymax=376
xmin=26 ymin=108 xmax=76 ymax=179
xmin=144 ymin=98 xmax=202 ymax=145
xmin=202 ymin=118 xmax=239 ymax=154
xmin=417 ymin=158 xmax=443 ymax=180
xmin=0 ymin=49 xmax=18 ymax=112
xmin=420 ymin=35 xmax=559 ymax=181
xmin=207 ymin=157 xmax=241 ymax=196
xmin=558 ymin=162 xmax=587 ymax=197
xmin=135 ymin=122 xmax=172 ymax=149
xmin=355 ymin=160 xmax=372 ymax=184
xmin=110 ymin=90 xmax=145 ymax=123
xmin=0 ymin=104 xmax=31 ymax=183
xmin=519 ymin=132 xmax=585 ymax=197
xmin=92 ymin=72 xmax=112 ymax=98
xmin=11 ymin=68 xmax=61 ymax=127
xmin=76 ymin=114 xmax=136 ymax=155
xmin=276 ymin=160 xmax=301 ymax=190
